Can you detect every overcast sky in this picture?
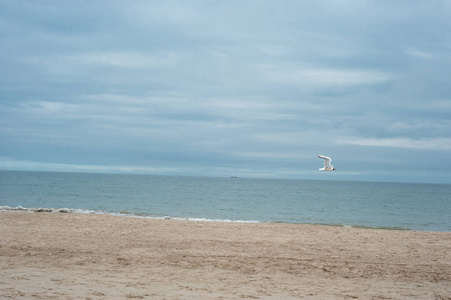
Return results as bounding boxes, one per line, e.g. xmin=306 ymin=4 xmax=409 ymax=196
xmin=1 ymin=1 xmax=450 ymax=183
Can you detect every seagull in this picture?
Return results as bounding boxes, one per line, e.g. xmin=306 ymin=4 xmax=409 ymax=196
xmin=318 ymin=155 xmax=336 ymax=171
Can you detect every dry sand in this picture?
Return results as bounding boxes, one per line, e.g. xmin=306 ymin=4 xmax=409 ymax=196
xmin=0 ymin=212 xmax=450 ymax=300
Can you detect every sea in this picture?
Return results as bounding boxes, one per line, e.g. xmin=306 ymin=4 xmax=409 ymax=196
xmin=1 ymin=170 xmax=450 ymax=232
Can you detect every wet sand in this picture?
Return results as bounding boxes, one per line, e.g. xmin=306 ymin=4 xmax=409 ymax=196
xmin=1 ymin=212 xmax=450 ymax=299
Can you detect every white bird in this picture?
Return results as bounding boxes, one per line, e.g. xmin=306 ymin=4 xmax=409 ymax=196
xmin=318 ymin=155 xmax=335 ymax=171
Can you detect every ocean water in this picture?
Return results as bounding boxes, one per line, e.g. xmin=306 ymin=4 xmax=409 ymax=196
xmin=1 ymin=170 xmax=450 ymax=231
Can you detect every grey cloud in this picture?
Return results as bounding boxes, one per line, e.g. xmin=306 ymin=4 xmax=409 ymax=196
xmin=1 ymin=0 xmax=450 ymax=183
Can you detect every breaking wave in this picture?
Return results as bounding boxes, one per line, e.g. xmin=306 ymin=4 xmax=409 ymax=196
xmin=0 ymin=206 xmax=412 ymax=230
xmin=0 ymin=206 xmax=261 ymax=223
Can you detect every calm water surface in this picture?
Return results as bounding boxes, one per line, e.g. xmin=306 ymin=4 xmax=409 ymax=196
xmin=1 ymin=171 xmax=450 ymax=231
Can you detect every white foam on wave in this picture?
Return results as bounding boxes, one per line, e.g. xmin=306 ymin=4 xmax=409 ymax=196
xmin=0 ymin=206 xmax=412 ymax=229
xmin=0 ymin=206 xmax=261 ymax=224
xmin=0 ymin=205 xmax=102 ymax=214
xmin=157 ymin=215 xmax=260 ymax=223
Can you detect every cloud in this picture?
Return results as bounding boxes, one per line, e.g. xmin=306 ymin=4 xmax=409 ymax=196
xmin=55 ymin=51 xmax=183 ymax=69
xmin=0 ymin=157 xmax=180 ymax=174
xmin=260 ymin=65 xmax=391 ymax=89
xmin=1 ymin=1 xmax=451 ymax=183
xmin=405 ymin=48 xmax=436 ymax=60
xmin=339 ymin=137 xmax=451 ymax=150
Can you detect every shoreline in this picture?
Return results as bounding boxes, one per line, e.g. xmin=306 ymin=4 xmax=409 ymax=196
xmin=1 ymin=211 xmax=450 ymax=299
xmin=0 ymin=205 xmax=427 ymax=232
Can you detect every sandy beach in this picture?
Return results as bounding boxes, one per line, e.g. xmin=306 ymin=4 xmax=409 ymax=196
xmin=1 ymin=212 xmax=450 ymax=299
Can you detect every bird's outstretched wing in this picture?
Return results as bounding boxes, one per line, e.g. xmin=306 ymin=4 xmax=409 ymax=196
xmin=318 ymin=155 xmax=332 ymax=168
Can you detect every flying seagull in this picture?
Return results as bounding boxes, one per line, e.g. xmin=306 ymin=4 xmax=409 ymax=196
xmin=318 ymin=155 xmax=335 ymax=171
